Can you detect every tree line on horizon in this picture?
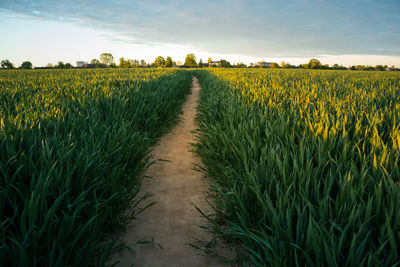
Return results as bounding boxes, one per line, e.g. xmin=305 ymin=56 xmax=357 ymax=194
xmin=1 ymin=54 xmax=399 ymax=71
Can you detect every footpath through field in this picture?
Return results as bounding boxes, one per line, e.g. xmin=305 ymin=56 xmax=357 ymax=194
xmin=114 ymin=77 xmax=227 ymax=266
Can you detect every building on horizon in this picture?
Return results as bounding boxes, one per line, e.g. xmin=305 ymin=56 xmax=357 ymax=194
xmin=209 ymin=61 xmax=221 ymax=67
xmin=76 ymin=61 xmax=86 ymax=68
xmin=256 ymin=61 xmax=273 ymax=68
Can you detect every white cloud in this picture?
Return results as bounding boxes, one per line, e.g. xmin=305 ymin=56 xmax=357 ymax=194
xmin=1 ymin=0 xmax=399 ymax=58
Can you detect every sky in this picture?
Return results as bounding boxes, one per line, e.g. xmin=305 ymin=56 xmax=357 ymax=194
xmin=0 ymin=0 xmax=399 ymax=67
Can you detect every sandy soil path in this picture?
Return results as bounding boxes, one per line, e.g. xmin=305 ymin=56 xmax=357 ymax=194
xmin=114 ymin=77 xmax=227 ymax=267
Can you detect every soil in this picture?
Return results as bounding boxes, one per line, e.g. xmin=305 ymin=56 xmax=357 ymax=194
xmin=113 ymin=77 xmax=228 ymax=266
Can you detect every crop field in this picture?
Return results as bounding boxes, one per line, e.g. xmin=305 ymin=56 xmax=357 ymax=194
xmin=1 ymin=67 xmax=400 ymax=266
xmin=0 ymin=68 xmax=192 ymax=266
xmin=194 ymin=69 xmax=400 ymax=266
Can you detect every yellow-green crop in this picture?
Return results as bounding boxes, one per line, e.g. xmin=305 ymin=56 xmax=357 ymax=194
xmin=0 ymin=68 xmax=192 ymax=266
xmin=194 ymin=68 xmax=400 ymax=266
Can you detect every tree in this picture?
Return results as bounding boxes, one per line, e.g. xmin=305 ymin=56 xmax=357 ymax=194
xmin=56 ymin=61 xmax=65 ymax=69
xmin=1 ymin=59 xmax=14 ymax=69
xmin=140 ymin=59 xmax=146 ymax=66
xmin=89 ymin=59 xmax=105 ymax=68
xmin=308 ymin=58 xmax=322 ymax=69
xmin=20 ymin=61 xmax=32 ymax=69
xmin=90 ymin=59 xmax=100 ymax=65
xmin=220 ymin=59 xmax=231 ymax=68
xmin=119 ymin=57 xmax=131 ymax=68
xmin=208 ymin=57 xmax=212 ymax=64
xmin=198 ymin=59 xmax=203 ymax=68
xmin=270 ymin=62 xmax=280 ymax=68
xmin=375 ymin=65 xmax=386 ymax=71
xmin=281 ymin=61 xmax=286 ymax=68
xmin=130 ymin=59 xmax=139 ymax=67
xmin=46 ymin=63 xmax=54 ymax=68
xmin=165 ymin=56 xmax=173 ymax=67
xmin=100 ymin=53 xmax=114 ymax=66
xmin=153 ymin=56 xmax=165 ymax=67
xmin=184 ymin=54 xmax=197 ymax=67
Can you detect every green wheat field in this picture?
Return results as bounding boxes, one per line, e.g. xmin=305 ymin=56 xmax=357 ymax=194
xmin=1 ymin=68 xmax=400 ymax=266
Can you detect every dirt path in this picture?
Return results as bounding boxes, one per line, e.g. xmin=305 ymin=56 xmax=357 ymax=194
xmin=114 ymin=77 xmax=227 ymax=267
